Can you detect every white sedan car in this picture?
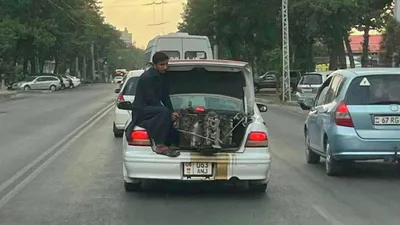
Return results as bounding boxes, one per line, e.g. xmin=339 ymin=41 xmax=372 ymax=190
xmin=118 ymin=59 xmax=271 ymax=193
xmin=113 ymin=70 xmax=144 ymax=137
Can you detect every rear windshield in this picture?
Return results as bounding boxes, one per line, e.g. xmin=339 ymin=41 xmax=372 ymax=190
xmin=122 ymin=77 xmax=140 ymax=95
xmin=299 ymin=74 xmax=322 ymax=85
xmin=170 ymin=95 xmax=243 ymax=112
xmin=345 ymin=75 xmax=400 ymax=105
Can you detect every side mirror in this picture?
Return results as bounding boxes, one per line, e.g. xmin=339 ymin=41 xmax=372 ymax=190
xmin=300 ymin=99 xmax=315 ymax=110
xmin=114 ymin=88 xmax=121 ymax=94
xmin=256 ymin=103 xmax=268 ymax=112
xmin=117 ymin=101 xmax=132 ymax=110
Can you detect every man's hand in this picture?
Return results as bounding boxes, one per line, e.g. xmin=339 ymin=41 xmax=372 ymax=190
xmin=172 ymin=112 xmax=179 ymax=121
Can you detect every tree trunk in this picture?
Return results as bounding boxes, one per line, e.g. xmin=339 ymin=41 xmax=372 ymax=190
xmin=362 ymin=25 xmax=370 ymax=67
xmin=338 ymin=39 xmax=346 ymax=69
xmin=344 ymin=32 xmax=355 ymax=68
xmin=329 ymin=48 xmax=338 ymax=70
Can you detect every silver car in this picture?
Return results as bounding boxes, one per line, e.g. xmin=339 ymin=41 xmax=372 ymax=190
xmin=119 ymin=59 xmax=271 ymax=193
xmin=296 ymin=71 xmax=333 ymax=108
xmin=13 ymin=76 xmax=61 ymax=91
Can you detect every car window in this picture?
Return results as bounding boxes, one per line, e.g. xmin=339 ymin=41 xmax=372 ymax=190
xmin=299 ymin=74 xmax=322 ymax=85
xmin=170 ymin=95 xmax=243 ymax=112
xmin=325 ymin=75 xmax=343 ymax=103
xmin=185 ymin=51 xmax=206 ymax=59
xmin=345 ymin=74 xmax=400 ymax=105
xmin=316 ymin=87 xmax=329 ymax=106
xmin=36 ymin=77 xmax=46 ymax=82
xmin=122 ymin=77 xmax=140 ymax=95
xmin=161 ymin=51 xmax=180 ymax=60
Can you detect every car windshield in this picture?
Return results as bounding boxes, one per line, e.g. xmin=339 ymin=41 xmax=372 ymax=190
xmin=299 ymin=74 xmax=322 ymax=85
xmin=345 ymin=74 xmax=400 ymax=105
xmin=122 ymin=77 xmax=140 ymax=95
xmin=170 ymin=94 xmax=244 ymax=112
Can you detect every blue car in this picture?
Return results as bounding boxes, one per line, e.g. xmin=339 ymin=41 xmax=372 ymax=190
xmin=301 ymin=68 xmax=400 ymax=176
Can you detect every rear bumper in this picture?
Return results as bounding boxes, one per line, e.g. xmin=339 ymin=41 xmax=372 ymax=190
xmin=123 ymin=148 xmax=271 ymax=182
xmin=330 ymin=127 xmax=400 ymax=160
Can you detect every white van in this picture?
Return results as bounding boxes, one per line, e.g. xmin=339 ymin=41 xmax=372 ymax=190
xmin=144 ymin=32 xmax=213 ymax=64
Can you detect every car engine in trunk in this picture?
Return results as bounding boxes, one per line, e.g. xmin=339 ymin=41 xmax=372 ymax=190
xmin=174 ymin=107 xmax=248 ymax=153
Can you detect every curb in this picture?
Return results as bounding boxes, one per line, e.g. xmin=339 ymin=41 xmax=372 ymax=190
xmin=0 ymin=92 xmax=24 ymax=101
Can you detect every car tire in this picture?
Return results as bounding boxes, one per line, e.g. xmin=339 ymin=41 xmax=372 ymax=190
xmin=305 ymin=131 xmax=320 ymax=164
xmin=300 ymin=103 xmax=308 ymax=110
xmin=254 ymin=85 xmax=260 ymax=93
xmin=248 ymin=182 xmax=268 ymax=193
xmin=113 ymin=123 xmax=124 ymax=138
xmin=23 ymin=85 xmax=31 ymax=91
xmin=124 ymin=181 xmax=142 ymax=192
xmin=325 ymin=140 xmax=342 ymax=176
xmin=49 ymin=85 xmax=57 ymax=92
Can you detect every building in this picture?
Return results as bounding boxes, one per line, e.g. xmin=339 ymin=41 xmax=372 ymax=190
xmin=120 ymin=28 xmax=133 ymax=47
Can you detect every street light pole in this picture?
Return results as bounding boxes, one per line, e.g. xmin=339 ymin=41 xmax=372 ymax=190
xmin=282 ymin=0 xmax=291 ymax=102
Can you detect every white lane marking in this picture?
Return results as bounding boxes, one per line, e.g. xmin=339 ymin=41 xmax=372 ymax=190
xmin=0 ymin=102 xmax=114 ymax=200
xmin=312 ymin=204 xmax=344 ymax=225
xmin=0 ymin=103 xmax=114 ymax=209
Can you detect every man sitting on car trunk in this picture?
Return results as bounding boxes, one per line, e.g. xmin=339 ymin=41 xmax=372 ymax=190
xmin=126 ymin=51 xmax=180 ymax=157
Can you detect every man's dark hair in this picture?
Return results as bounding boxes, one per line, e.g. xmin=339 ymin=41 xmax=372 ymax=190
xmin=152 ymin=52 xmax=169 ymax=64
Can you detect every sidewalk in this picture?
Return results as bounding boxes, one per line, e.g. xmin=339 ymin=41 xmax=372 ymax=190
xmin=0 ymin=90 xmax=22 ymax=101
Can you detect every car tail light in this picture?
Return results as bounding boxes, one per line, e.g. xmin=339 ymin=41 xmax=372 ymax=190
xmin=335 ymin=101 xmax=354 ymax=127
xmin=195 ymin=107 xmax=205 ymax=112
xmin=297 ymin=87 xmax=303 ymax=93
xmin=116 ymin=93 xmax=124 ymax=103
xmin=245 ymin=131 xmax=268 ymax=147
xmin=128 ymin=130 xmax=151 ymax=146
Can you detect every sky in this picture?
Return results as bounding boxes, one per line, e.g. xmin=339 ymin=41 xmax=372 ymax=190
xmin=101 ymin=0 xmax=187 ymax=49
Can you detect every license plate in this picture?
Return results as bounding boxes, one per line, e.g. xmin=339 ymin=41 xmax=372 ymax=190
xmin=183 ymin=162 xmax=212 ymax=176
xmin=303 ymin=88 xmax=312 ymax=92
xmin=374 ymin=116 xmax=400 ymax=125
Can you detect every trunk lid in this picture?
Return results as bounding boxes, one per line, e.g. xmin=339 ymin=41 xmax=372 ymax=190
xmin=166 ymin=60 xmax=255 ymax=114
xmin=345 ymin=74 xmax=400 ymax=139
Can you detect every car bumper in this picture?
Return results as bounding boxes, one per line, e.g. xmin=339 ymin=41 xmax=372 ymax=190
xmin=123 ymin=148 xmax=271 ymax=182
xmin=330 ymin=127 xmax=400 ymax=160
xmin=295 ymin=92 xmax=316 ymax=103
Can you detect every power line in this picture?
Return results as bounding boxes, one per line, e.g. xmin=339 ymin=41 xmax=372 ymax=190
xmin=47 ymin=0 xmax=94 ymax=27
xmin=103 ymin=0 xmax=181 ymax=8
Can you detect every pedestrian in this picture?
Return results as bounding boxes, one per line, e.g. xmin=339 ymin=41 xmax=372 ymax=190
xmin=125 ymin=51 xmax=180 ymax=157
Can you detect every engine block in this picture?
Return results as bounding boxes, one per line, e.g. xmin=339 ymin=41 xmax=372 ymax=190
xmin=175 ymin=108 xmax=235 ymax=149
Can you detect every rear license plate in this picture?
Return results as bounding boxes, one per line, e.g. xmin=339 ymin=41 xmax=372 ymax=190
xmin=303 ymin=88 xmax=312 ymax=92
xmin=374 ymin=116 xmax=400 ymax=125
xmin=183 ymin=162 xmax=212 ymax=176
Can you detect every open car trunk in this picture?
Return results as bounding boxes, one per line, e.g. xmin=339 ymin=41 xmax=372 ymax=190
xmin=164 ymin=65 xmax=254 ymax=153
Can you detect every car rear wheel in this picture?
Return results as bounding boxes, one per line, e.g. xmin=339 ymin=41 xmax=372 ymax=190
xmin=248 ymin=182 xmax=268 ymax=193
xmin=305 ymin=132 xmax=320 ymax=164
xmin=254 ymin=85 xmax=260 ymax=93
xmin=124 ymin=181 xmax=142 ymax=192
xmin=325 ymin=141 xmax=342 ymax=176
xmin=49 ymin=85 xmax=57 ymax=92
xmin=113 ymin=123 xmax=124 ymax=137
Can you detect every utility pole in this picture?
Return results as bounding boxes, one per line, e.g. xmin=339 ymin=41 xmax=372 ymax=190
xmin=281 ymin=0 xmax=291 ymax=102
xmin=395 ymin=0 xmax=400 ymax=23
xmin=90 ymin=42 xmax=95 ymax=81
xmin=213 ymin=0 xmax=218 ymax=59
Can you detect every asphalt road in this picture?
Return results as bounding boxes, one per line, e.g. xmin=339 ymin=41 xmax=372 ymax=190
xmin=0 ymin=88 xmax=400 ymax=225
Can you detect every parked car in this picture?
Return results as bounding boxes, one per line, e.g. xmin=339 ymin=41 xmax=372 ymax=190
xmin=254 ymin=70 xmax=302 ymax=93
xmin=66 ymin=75 xmax=81 ymax=88
xmin=296 ymin=71 xmax=333 ymax=109
xmin=12 ymin=75 xmax=61 ymax=91
xmin=118 ymin=59 xmax=271 ymax=192
xmin=301 ymin=68 xmax=400 ymax=176
xmin=113 ymin=71 xmax=142 ymax=137
xmin=119 ymin=69 xmax=144 ymax=89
